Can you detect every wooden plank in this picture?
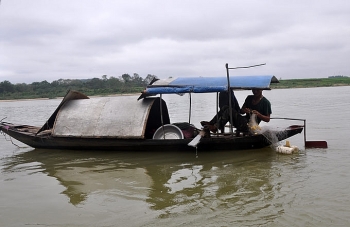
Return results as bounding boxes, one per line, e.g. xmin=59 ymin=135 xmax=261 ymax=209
xmin=305 ymin=141 xmax=328 ymax=148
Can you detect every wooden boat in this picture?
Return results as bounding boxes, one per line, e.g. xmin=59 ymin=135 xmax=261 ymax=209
xmin=0 ymin=75 xmax=304 ymax=151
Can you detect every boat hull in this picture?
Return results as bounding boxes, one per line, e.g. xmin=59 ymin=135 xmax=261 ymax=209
xmin=1 ymin=122 xmax=303 ymax=151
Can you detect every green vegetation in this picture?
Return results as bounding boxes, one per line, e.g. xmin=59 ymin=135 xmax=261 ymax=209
xmin=0 ymin=74 xmax=156 ymax=100
xmin=1 ymin=74 xmax=349 ymax=100
xmin=271 ymin=76 xmax=350 ymax=89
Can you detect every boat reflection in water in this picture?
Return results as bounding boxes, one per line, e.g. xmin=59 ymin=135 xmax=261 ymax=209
xmin=2 ymin=147 xmax=283 ymax=219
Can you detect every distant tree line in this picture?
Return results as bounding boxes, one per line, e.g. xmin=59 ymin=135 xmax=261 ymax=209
xmin=328 ymin=75 xmax=348 ymax=78
xmin=2 ymin=74 xmax=350 ymax=100
xmin=0 ymin=73 xmax=157 ymax=100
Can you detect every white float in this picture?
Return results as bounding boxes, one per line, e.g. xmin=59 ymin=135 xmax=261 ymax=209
xmin=276 ymin=140 xmax=299 ymax=154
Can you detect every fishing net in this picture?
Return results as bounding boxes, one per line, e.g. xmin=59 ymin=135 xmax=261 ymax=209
xmin=248 ymin=113 xmax=261 ymax=134
xmin=248 ymin=114 xmax=288 ymax=148
xmin=261 ymin=128 xmax=281 ymax=149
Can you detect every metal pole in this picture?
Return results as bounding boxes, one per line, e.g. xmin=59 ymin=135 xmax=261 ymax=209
xmin=189 ymin=93 xmax=192 ymax=124
xmin=159 ymin=94 xmax=165 ymax=139
xmin=227 ymin=63 xmax=266 ymax=70
xmin=304 ymin=119 xmax=306 ymax=146
xmin=216 ymin=92 xmax=219 ymax=124
xmin=226 ymin=63 xmax=234 ymax=135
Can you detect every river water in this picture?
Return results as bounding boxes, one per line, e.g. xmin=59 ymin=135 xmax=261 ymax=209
xmin=1 ymin=87 xmax=349 ymax=227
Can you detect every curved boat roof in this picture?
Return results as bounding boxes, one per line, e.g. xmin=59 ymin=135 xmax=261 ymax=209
xmin=142 ymin=75 xmax=278 ymax=97
xmin=52 ymin=96 xmax=169 ymax=138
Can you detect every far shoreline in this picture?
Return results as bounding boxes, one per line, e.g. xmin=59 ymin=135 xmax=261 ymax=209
xmin=1 ymin=84 xmax=350 ymax=102
xmin=2 ymin=76 xmax=349 ymax=101
xmin=0 ymin=92 xmax=141 ymax=102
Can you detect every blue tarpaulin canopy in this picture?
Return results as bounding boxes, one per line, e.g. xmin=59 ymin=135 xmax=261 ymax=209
xmin=143 ymin=75 xmax=278 ymax=96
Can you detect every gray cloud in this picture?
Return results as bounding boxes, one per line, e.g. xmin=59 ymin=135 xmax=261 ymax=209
xmin=1 ymin=0 xmax=349 ymax=83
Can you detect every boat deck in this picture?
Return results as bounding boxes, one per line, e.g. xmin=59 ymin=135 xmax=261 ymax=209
xmin=1 ymin=123 xmax=40 ymax=135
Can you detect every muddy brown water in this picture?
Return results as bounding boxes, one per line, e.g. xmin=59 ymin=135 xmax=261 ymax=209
xmin=1 ymin=87 xmax=349 ymax=226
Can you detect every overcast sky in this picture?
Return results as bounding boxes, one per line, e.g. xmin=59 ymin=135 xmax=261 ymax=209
xmin=1 ymin=0 xmax=349 ymax=84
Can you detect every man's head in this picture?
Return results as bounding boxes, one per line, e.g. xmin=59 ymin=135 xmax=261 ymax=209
xmin=252 ymin=89 xmax=263 ymax=97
